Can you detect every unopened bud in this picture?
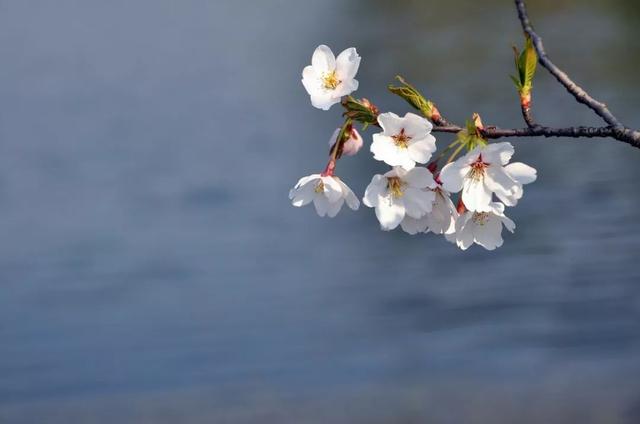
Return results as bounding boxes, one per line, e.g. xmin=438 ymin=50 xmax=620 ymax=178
xmin=329 ymin=127 xmax=363 ymax=157
xmin=361 ymin=98 xmax=379 ymax=116
xmin=472 ymin=113 xmax=484 ymax=131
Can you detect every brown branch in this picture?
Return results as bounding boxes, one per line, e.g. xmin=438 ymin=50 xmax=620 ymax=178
xmin=520 ymin=104 xmax=537 ymax=128
xmin=424 ymin=1 xmax=640 ymax=149
xmin=433 ymin=124 xmax=634 ymax=140
xmin=514 ymin=0 xmax=640 ymax=148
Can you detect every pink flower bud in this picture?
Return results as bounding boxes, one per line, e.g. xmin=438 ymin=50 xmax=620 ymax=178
xmin=328 ymin=127 xmax=363 ymax=156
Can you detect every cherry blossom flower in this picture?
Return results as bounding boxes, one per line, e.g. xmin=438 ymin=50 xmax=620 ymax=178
xmin=363 ymin=166 xmax=436 ymax=231
xmin=301 ymin=45 xmax=361 ymax=111
xmin=454 ymin=202 xmax=516 ymax=250
xmin=289 ymin=174 xmax=359 ymax=217
xmin=400 ymin=187 xmax=457 ymax=239
xmin=328 ymin=127 xmax=363 ymax=156
xmin=371 ymin=112 xmax=437 ymax=170
xmin=439 ymin=142 xmax=536 ymax=212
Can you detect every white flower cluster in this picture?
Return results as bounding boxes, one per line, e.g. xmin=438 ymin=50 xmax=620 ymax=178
xmin=290 ymin=45 xmax=537 ymax=251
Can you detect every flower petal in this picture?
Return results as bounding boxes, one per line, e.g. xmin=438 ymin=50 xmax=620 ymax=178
xmin=403 ymin=187 xmax=435 ymax=218
xmin=311 ymin=45 xmax=336 ymax=74
xmin=377 ymin=112 xmax=403 ymax=136
xmin=403 ymin=112 xmax=433 ymax=137
xmin=375 ymin=195 xmax=405 ymax=230
xmin=427 ymin=190 xmax=456 ymax=234
xmin=371 ymin=134 xmax=392 ymax=159
xmin=454 ymin=213 xmax=474 ymax=250
xmin=439 ymin=162 xmax=466 ymax=193
xmin=301 ymin=66 xmax=320 ymax=94
xmin=401 ymin=215 xmax=429 ymax=235
xmin=313 ymin=195 xmax=329 ymax=217
xmin=363 ymin=174 xmax=385 ymax=207
xmin=335 ymin=78 xmax=358 ymax=97
xmin=482 ymin=142 xmax=514 ymax=165
xmin=310 ymin=93 xmax=339 ymax=110
xmin=485 ymin=165 xmax=520 ymax=206
xmin=473 ymin=214 xmax=504 ymax=250
xmin=337 ymin=179 xmax=360 ymax=211
xmin=505 ymin=162 xmax=537 ymax=185
xmin=335 ymin=47 xmax=360 ymax=81
xmin=326 ymin=198 xmax=344 ymax=218
xmin=407 ymin=135 xmax=437 ymax=165
xmin=462 ymin=176 xmax=492 ymax=212
xmin=404 ymin=167 xmax=436 ymax=189
xmin=290 ymin=184 xmax=316 ymax=207
xmin=321 ymin=176 xmax=343 ymax=203
xmin=371 ymin=135 xmax=414 ymax=169
xmin=292 ymin=174 xmax=320 ymax=191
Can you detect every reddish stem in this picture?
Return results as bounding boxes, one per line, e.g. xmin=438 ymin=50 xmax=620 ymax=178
xmin=321 ymin=158 xmax=336 ymax=177
xmin=456 ymin=197 xmax=467 ymax=215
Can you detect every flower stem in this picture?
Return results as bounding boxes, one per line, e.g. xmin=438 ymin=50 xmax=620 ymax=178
xmin=446 ymin=142 xmax=466 ymax=164
xmin=323 ymin=118 xmax=352 ymax=176
xmin=433 ymin=139 xmax=461 ymax=163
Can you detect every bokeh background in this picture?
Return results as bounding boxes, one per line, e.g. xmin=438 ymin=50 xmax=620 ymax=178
xmin=1 ymin=0 xmax=640 ymax=422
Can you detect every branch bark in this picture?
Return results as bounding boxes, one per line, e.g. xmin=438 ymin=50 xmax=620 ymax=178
xmin=429 ymin=0 xmax=640 ymax=149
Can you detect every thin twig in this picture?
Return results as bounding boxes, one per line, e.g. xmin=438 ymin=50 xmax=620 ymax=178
xmin=515 ymin=0 xmax=618 ymax=127
xmin=514 ymin=0 xmax=640 ymax=147
xmin=424 ymin=1 xmax=640 ymax=149
xmin=520 ymin=104 xmax=537 ymax=128
xmin=433 ymin=124 xmax=635 ymax=140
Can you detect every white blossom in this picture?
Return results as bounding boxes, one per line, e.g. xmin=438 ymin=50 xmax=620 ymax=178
xmin=289 ymin=174 xmax=359 ymax=217
xmin=301 ymin=45 xmax=360 ymax=111
xmin=455 ymin=202 xmax=516 ymax=250
xmin=370 ymin=112 xmax=437 ymax=170
xmin=439 ymin=142 xmax=536 ymax=212
xmin=328 ymin=127 xmax=363 ymax=156
xmin=400 ymin=187 xmax=457 ymax=241
xmin=363 ymin=167 xmax=436 ymax=231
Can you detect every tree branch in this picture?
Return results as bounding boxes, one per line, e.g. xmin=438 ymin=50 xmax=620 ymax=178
xmin=513 ymin=0 xmax=640 ymax=148
xmin=432 ymin=124 xmax=635 ymax=140
xmin=425 ymin=1 xmax=640 ymax=149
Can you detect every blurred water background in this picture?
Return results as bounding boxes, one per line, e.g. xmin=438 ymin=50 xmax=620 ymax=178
xmin=1 ymin=0 xmax=640 ymax=422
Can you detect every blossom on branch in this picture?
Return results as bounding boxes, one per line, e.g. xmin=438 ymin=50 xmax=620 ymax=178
xmin=454 ymin=202 xmax=516 ymax=250
xmin=439 ymin=142 xmax=536 ymax=212
xmin=363 ymin=166 xmax=436 ymax=231
xmin=289 ymin=174 xmax=359 ymax=217
xmin=302 ymin=45 xmax=361 ymax=111
xmin=400 ymin=186 xmax=457 ymax=240
xmin=371 ymin=112 xmax=437 ymax=170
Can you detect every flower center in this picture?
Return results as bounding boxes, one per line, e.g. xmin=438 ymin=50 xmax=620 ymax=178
xmin=387 ymin=177 xmax=405 ymax=198
xmin=314 ymin=180 xmax=325 ymax=193
xmin=391 ymin=129 xmax=411 ymax=148
xmin=322 ymin=71 xmax=341 ymax=90
xmin=468 ymin=156 xmax=489 ymax=181
xmin=472 ymin=212 xmax=490 ymax=225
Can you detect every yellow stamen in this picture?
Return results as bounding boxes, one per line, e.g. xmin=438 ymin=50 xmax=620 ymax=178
xmin=468 ymin=161 xmax=488 ymax=181
xmin=391 ymin=129 xmax=411 ymax=149
xmin=387 ymin=177 xmax=405 ymax=198
xmin=322 ymin=71 xmax=341 ymax=90
xmin=314 ymin=180 xmax=325 ymax=193
xmin=472 ymin=212 xmax=490 ymax=225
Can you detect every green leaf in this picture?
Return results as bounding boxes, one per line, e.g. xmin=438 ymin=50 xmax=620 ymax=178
xmin=341 ymin=96 xmax=378 ymax=126
xmin=510 ymin=74 xmax=523 ymax=90
xmin=455 ymin=116 xmax=487 ymax=152
xmin=511 ymin=36 xmax=537 ymax=95
xmin=388 ymin=75 xmax=434 ymax=119
xmin=522 ymin=36 xmax=537 ymax=90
